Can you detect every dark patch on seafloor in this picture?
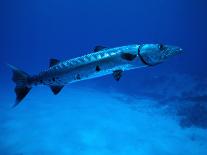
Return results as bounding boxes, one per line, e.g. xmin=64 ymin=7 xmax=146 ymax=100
xmin=117 ymin=74 xmax=207 ymax=129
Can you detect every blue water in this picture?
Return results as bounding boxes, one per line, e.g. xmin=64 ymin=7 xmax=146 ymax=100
xmin=1 ymin=0 xmax=207 ymax=154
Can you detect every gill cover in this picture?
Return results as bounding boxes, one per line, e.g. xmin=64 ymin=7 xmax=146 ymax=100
xmin=138 ymin=44 xmax=163 ymax=66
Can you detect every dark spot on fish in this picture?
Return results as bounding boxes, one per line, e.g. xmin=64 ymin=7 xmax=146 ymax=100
xmin=121 ymin=53 xmax=137 ymax=61
xmin=40 ymin=79 xmax=43 ymax=83
xmin=158 ymin=44 xmax=165 ymax=51
xmin=96 ymin=65 xmax=101 ymax=72
xmin=52 ymin=77 xmax=55 ymax=82
xmin=75 ymin=74 xmax=81 ymax=80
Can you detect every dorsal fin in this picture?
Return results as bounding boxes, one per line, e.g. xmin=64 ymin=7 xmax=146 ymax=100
xmin=50 ymin=86 xmax=64 ymax=95
xmin=93 ymin=45 xmax=108 ymax=52
xmin=49 ymin=58 xmax=60 ymax=67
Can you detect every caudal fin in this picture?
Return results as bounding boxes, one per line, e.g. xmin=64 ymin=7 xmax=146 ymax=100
xmin=8 ymin=64 xmax=32 ymax=107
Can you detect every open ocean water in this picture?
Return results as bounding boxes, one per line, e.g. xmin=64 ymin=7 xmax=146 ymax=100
xmin=1 ymin=0 xmax=207 ymax=154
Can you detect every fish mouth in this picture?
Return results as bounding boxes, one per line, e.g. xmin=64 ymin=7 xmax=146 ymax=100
xmin=161 ymin=46 xmax=183 ymax=61
xmin=167 ymin=46 xmax=183 ymax=56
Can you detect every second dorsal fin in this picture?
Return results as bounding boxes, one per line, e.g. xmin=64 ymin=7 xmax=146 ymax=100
xmin=93 ymin=45 xmax=108 ymax=52
xmin=49 ymin=58 xmax=60 ymax=67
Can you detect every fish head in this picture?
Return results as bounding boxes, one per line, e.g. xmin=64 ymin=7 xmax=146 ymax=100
xmin=139 ymin=44 xmax=183 ymax=66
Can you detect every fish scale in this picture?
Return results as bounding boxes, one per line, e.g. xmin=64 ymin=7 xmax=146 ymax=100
xmin=38 ymin=45 xmax=139 ymax=85
xmin=50 ymin=49 xmax=117 ymax=71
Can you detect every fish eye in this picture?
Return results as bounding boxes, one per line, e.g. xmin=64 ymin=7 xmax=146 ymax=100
xmin=158 ymin=44 xmax=164 ymax=51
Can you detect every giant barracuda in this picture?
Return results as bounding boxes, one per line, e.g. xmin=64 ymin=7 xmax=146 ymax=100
xmin=9 ymin=44 xmax=183 ymax=107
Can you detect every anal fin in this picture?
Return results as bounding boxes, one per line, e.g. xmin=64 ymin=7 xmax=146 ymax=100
xmin=13 ymin=86 xmax=32 ymax=107
xmin=50 ymin=86 xmax=64 ymax=95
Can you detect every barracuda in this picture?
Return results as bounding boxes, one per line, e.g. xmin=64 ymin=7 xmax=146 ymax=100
xmin=8 ymin=44 xmax=183 ymax=107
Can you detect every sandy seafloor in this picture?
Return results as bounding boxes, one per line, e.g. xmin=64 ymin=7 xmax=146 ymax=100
xmin=0 ymin=73 xmax=207 ymax=155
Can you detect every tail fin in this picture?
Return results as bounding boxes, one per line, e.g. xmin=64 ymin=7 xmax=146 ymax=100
xmin=8 ymin=64 xmax=32 ymax=107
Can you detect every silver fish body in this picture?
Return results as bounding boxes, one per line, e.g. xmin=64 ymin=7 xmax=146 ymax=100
xmin=9 ymin=43 xmax=183 ymax=106
xmin=36 ymin=45 xmax=144 ymax=86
